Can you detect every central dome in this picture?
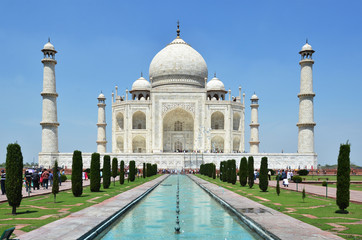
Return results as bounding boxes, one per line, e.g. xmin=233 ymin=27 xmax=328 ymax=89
xmin=149 ymin=38 xmax=208 ymax=88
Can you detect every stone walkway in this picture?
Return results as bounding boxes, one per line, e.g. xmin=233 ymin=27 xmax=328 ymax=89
xmin=255 ymin=179 xmax=362 ymax=204
xmin=189 ymin=175 xmax=344 ymax=240
xmin=17 ymin=175 xmax=168 ymax=240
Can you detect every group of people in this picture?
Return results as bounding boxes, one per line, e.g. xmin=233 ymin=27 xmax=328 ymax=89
xmin=24 ymin=168 xmax=62 ymax=193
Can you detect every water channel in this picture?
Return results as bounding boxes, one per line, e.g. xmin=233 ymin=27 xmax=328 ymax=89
xmin=98 ymin=175 xmax=261 ymax=239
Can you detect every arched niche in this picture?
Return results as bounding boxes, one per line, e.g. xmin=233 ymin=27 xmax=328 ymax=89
xmin=211 ymin=136 xmax=224 ymax=153
xmin=116 ymin=136 xmax=124 ymax=152
xmin=163 ymin=108 xmax=194 ymax=152
xmin=233 ymin=113 xmax=241 ymax=131
xmin=211 ymin=111 xmax=224 ymax=130
xmin=132 ymin=135 xmax=146 ymax=153
xmin=116 ymin=112 xmax=124 ymax=130
xmin=233 ymin=137 xmax=240 ymax=153
xmin=132 ymin=111 xmax=146 ymax=129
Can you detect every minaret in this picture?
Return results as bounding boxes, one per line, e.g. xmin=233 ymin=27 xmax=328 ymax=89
xmin=249 ymin=94 xmax=260 ymax=153
xmin=97 ymin=93 xmax=107 ymax=153
xmin=40 ymin=40 xmax=59 ymax=153
xmin=297 ymin=41 xmax=316 ymax=153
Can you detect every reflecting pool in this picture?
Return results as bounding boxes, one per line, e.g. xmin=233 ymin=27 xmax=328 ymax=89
xmin=99 ymin=175 xmax=261 ymax=240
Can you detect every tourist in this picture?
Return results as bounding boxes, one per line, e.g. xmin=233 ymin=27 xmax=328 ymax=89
xmin=42 ymin=169 xmax=50 ymax=189
xmin=25 ymin=170 xmax=32 ymax=192
xmin=49 ymin=170 xmax=53 ymax=187
xmin=1 ymin=169 xmax=6 ymax=195
xmin=32 ymin=170 xmax=40 ymax=190
xmin=268 ymin=170 xmax=271 ymax=181
xmin=283 ymin=178 xmax=289 ymax=187
xmin=254 ymin=169 xmax=257 ymax=180
xmin=281 ymin=170 xmax=286 ymax=179
xmin=58 ymin=170 xmax=61 ymax=186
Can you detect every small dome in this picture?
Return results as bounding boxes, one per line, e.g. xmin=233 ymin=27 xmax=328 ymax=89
xmin=207 ymin=77 xmax=225 ymax=91
xmin=301 ymin=43 xmax=313 ymax=51
xmin=251 ymin=94 xmax=259 ymax=100
xmin=98 ymin=93 xmax=105 ymax=99
xmin=43 ymin=42 xmax=55 ymax=51
xmin=131 ymin=77 xmax=151 ymax=91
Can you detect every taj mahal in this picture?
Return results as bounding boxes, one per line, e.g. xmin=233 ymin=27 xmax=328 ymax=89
xmin=39 ymin=25 xmax=317 ymax=170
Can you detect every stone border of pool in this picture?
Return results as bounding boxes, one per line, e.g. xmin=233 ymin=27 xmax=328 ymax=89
xmin=189 ymin=175 xmax=344 ymax=240
xmin=18 ymin=175 xmax=168 ymax=240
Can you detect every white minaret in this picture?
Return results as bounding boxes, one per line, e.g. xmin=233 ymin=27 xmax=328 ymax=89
xmin=249 ymin=94 xmax=260 ymax=153
xmin=40 ymin=40 xmax=59 ymax=153
xmin=97 ymin=93 xmax=107 ymax=153
xmin=297 ymin=41 xmax=316 ymax=153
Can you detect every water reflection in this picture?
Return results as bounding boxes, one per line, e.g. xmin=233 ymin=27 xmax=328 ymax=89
xmin=100 ymin=175 xmax=259 ymax=240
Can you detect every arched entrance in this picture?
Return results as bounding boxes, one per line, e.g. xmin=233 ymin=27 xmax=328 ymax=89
xmin=163 ymin=108 xmax=194 ymax=152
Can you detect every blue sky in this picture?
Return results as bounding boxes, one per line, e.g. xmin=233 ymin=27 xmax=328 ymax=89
xmin=0 ymin=1 xmax=361 ymax=166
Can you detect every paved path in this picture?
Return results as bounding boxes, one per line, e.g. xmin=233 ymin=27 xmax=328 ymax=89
xmin=254 ymin=179 xmax=362 ymax=204
xmin=17 ymin=175 xmax=168 ymax=240
xmin=190 ymin=175 xmax=343 ymax=240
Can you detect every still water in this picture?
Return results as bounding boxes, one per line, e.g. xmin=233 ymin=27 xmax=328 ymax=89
xmin=100 ymin=175 xmax=260 ymax=240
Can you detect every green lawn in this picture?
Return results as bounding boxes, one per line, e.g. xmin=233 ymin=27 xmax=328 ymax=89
xmin=0 ymin=175 xmax=160 ymax=237
xmin=197 ymin=175 xmax=362 ymax=240
xmin=317 ymin=183 xmax=362 ymax=191
xmin=296 ymin=175 xmax=362 ymax=181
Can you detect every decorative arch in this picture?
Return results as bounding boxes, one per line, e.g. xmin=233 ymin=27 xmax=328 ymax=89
xmin=116 ymin=136 xmax=124 ymax=152
xmin=211 ymin=111 xmax=224 ymax=130
xmin=233 ymin=113 xmax=241 ymax=131
xmin=163 ymin=108 xmax=194 ymax=152
xmin=233 ymin=137 xmax=240 ymax=153
xmin=132 ymin=135 xmax=146 ymax=153
xmin=132 ymin=111 xmax=146 ymax=129
xmin=211 ymin=136 xmax=224 ymax=153
xmin=116 ymin=112 xmax=124 ymax=130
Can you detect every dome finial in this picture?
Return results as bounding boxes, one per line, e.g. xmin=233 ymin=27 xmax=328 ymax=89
xmin=214 ymin=72 xmax=216 ymax=77
xmin=141 ymin=72 xmax=143 ymax=77
xmin=306 ymin=38 xmax=308 ymax=44
xmin=48 ymin=37 xmax=50 ymax=43
xmin=176 ymin=20 xmax=180 ymax=38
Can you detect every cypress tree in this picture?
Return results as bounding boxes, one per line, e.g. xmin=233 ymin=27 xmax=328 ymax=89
xmin=52 ymin=160 xmax=59 ymax=203
xmin=147 ymin=163 xmax=152 ymax=177
xmin=112 ymin=157 xmax=118 ymax=186
xmin=239 ymin=157 xmax=247 ymax=186
xmin=336 ymin=142 xmax=351 ymax=214
xmin=72 ymin=150 xmax=83 ymax=197
xmin=227 ymin=160 xmax=232 ymax=183
xmin=153 ymin=164 xmax=157 ymax=175
xmin=222 ymin=161 xmax=227 ymax=182
xmin=129 ymin=160 xmax=136 ymax=182
xmin=103 ymin=155 xmax=111 ymax=189
xmin=90 ymin=153 xmax=101 ymax=192
xmin=143 ymin=163 xmax=146 ymax=178
xmin=302 ymin=187 xmax=306 ymax=202
xmin=6 ymin=143 xmax=23 ymax=215
xmin=219 ymin=162 xmax=222 ymax=180
xmin=248 ymin=156 xmax=254 ymax=188
xmin=231 ymin=159 xmax=237 ymax=184
xmin=276 ymin=177 xmax=280 ymax=196
xmin=259 ymin=157 xmax=268 ymax=192
xmin=212 ymin=163 xmax=216 ymax=179
xmin=120 ymin=160 xmax=124 ymax=184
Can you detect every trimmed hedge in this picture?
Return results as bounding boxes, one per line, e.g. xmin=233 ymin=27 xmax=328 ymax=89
xmin=259 ymin=157 xmax=268 ymax=192
xmin=336 ymin=142 xmax=351 ymax=213
xmin=71 ymin=150 xmax=83 ymax=197
xmin=112 ymin=157 xmax=118 ymax=186
xmin=6 ymin=143 xmax=23 ymax=215
xmin=129 ymin=160 xmax=136 ymax=182
xmin=90 ymin=153 xmax=101 ymax=192
xmin=120 ymin=160 xmax=124 ymax=185
xmin=103 ymin=155 xmax=111 ymax=189
xmin=239 ymin=157 xmax=247 ymax=186
xmin=297 ymin=169 xmax=309 ymax=176
xmin=247 ymin=156 xmax=254 ymax=188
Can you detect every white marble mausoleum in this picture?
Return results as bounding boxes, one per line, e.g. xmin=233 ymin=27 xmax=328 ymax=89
xmin=38 ymin=26 xmax=317 ymax=170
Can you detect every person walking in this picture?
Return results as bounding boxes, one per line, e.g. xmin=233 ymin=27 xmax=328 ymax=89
xmin=49 ymin=170 xmax=53 ymax=187
xmin=41 ymin=169 xmax=50 ymax=189
xmin=268 ymin=170 xmax=271 ymax=181
xmin=25 ymin=170 xmax=32 ymax=193
xmin=1 ymin=169 xmax=6 ymax=195
xmin=32 ymin=170 xmax=40 ymax=190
